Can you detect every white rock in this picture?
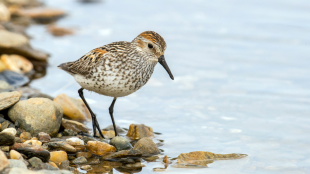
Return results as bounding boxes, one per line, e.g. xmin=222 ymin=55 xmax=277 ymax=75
xmin=2 ymin=128 xmax=17 ymax=136
xmin=66 ymin=137 xmax=84 ymax=145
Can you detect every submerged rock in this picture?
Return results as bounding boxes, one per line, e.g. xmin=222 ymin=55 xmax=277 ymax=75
xmin=126 ymin=124 xmax=153 ymax=140
xmin=105 ymin=149 xmax=142 ymax=159
xmin=47 ymin=24 xmax=74 ymax=37
xmin=132 ymin=137 xmax=160 ymax=156
xmin=11 ymin=143 xmax=50 ymax=162
xmin=109 ymin=136 xmax=132 ymax=151
xmin=0 ymin=132 xmax=15 ymax=146
xmin=72 ymin=156 xmax=87 ymax=164
xmin=176 ymin=151 xmax=248 ymax=167
xmin=61 ymin=118 xmax=89 ymax=133
xmin=86 ymin=141 xmax=116 ymax=156
xmin=8 ymin=98 xmax=63 ymax=136
xmin=0 ymin=54 xmax=33 ymax=74
xmin=54 ymin=94 xmax=91 ymax=121
xmin=0 ymin=91 xmax=21 ymax=111
xmin=0 ymin=150 xmax=9 ymax=171
xmin=49 ymin=150 xmax=68 ymax=164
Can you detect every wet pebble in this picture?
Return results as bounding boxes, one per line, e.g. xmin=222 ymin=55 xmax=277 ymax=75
xmin=61 ymin=118 xmax=89 ymax=133
xmin=0 ymin=132 xmax=15 ymax=146
xmin=47 ymin=142 xmax=76 ymax=153
xmin=133 ymin=137 xmax=160 ymax=156
xmin=126 ymin=124 xmax=153 ymax=140
xmin=105 ymin=149 xmax=142 ymax=159
xmin=101 ymin=130 xmax=115 ymax=139
xmin=110 ymin=136 xmax=132 ymax=151
xmin=37 ymin=132 xmax=51 ymax=143
xmin=86 ymin=141 xmax=116 ymax=156
xmin=54 ymin=94 xmax=91 ymax=121
xmin=72 ymin=156 xmax=87 ymax=164
xmin=8 ymin=98 xmax=63 ymax=137
xmin=11 ymin=143 xmax=50 ymax=162
xmin=49 ymin=150 xmax=68 ymax=164
xmin=0 ymin=91 xmax=21 ymax=111
xmin=2 ymin=128 xmax=17 ymax=136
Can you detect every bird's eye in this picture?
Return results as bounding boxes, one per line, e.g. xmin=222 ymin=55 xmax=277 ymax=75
xmin=148 ymin=43 xmax=153 ymax=49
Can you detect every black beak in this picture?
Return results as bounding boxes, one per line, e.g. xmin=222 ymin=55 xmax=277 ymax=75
xmin=158 ymin=55 xmax=174 ymax=80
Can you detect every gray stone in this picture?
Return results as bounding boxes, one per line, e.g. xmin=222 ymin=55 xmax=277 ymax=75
xmin=8 ymin=98 xmax=63 ymax=137
xmin=80 ymin=136 xmax=108 ymax=144
xmin=59 ymin=160 xmax=69 ymax=170
xmin=72 ymin=156 xmax=87 ymax=164
xmin=0 ymin=91 xmax=21 ymax=111
xmin=0 ymin=71 xmax=29 ymax=87
xmin=133 ymin=137 xmax=160 ymax=156
xmin=0 ymin=80 xmax=13 ymax=90
xmin=37 ymin=132 xmax=51 ymax=143
xmin=62 ymin=129 xmax=77 ymax=136
xmin=102 ymin=125 xmax=127 ymax=134
xmin=28 ymin=157 xmax=43 ymax=169
xmin=8 ymin=159 xmax=27 ymax=169
xmin=110 ymin=136 xmax=133 ymax=151
xmin=0 ymin=132 xmax=15 ymax=146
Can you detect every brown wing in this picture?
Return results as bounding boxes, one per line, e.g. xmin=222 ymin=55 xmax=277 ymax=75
xmin=58 ymin=48 xmax=109 ymax=76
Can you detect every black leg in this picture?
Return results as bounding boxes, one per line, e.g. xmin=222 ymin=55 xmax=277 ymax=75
xmin=78 ymin=88 xmax=105 ymax=138
xmin=109 ymin=97 xmax=118 ymax=136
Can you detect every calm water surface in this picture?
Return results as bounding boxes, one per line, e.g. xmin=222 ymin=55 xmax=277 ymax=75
xmin=28 ymin=0 xmax=310 ymax=173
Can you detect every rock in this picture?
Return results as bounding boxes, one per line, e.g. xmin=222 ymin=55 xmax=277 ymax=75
xmin=62 ymin=129 xmax=77 ymax=136
xmin=59 ymin=160 xmax=69 ymax=170
xmin=37 ymin=132 xmax=51 ymax=143
xmin=76 ymin=152 xmax=92 ymax=159
xmin=54 ymin=94 xmax=91 ymax=121
xmin=0 ymin=70 xmax=29 ymax=87
xmin=14 ymin=137 xmax=22 ymax=143
xmin=80 ymin=165 xmax=91 ymax=170
xmin=0 ymin=150 xmax=9 ymax=171
xmin=48 ymin=161 xmax=58 ymax=169
xmin=0 ymin=120 xmax=14 ymax=131
xmin=8 ymin=159 xmax=27 ymax=169
xmin=132 ymin=137 xmax=160 ymax=156
xmin=143 ymin=155 xmax=159 ymax=162
xmin=72 ymin=156 xmax=87 ymax=164
xmin=11 ymin=143 xmax=50 ymax=162
xmin=102 ymin=125 xmax=127 ymax=134
xmin=0 ymin=54 xmax=33 ymax=74
xmin=105 ymin=149 xmax=142 ymax=159
xmin=101 ymin=130 xmax=115 ymax=139
xmin=28 ymin=157 xmax=44 ymax=169
xmin=20 ymin=132 xmax=32 ymax=142
xmin=65 ymin=137 xmax=84 ymax=145
xmin=110 ymin=136 xmax=132 ymax=151
xmin=0 ymin=132 xmax=15 ymax=146
xmin=49 ymin=151 xmax=68 ymax=164
xmin=47 ymin=142 xmax=76 ymax=153
xmin=0 ymin=80 xmax=13 ymax=90
xmin=61 ymin=118 xmax=88 ymax=133
xmin=0 ymin=91 xmax=21 ymax=111
xmin=0 ymin=3 xmax=10 ymax=22
xmin=7 ymin=168 xmax=72 ymax=174
xmin=0 ymin=146 xmax=10 ymax=151
xmin=16 ymin=87 xmax=53 ymax=100
xmin=176 ymin=151 xmax=248 ymax=167
xmin=79 ymin=136 xmax=108 ymax=144
xmin=126 ymin=124 xmax=153 ymax=140
xmin=47 ymin=24 xmax=74 ymax=37
xmin=8 ymin=98 xmax=63 ymax=137
xmin=0 ymin=30 xmax=49 ymax=61
xmin=19 ymin=8 xmax=66 ymax=24
xmin=86 ymin=141 xmax=116 ymax=156
xmin=10 ymin=150 xmax=23 ymax=160
xmin=0 ymin=60 xmax=7 ymax=73
xmin=23 ymin=140 xmax=42 ymax=146
xmin=2 ymin=128 xmax=17 ymax=136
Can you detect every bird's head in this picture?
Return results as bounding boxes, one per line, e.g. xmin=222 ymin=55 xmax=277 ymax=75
xmin=133 ymin=31 xmax=174 ymax=80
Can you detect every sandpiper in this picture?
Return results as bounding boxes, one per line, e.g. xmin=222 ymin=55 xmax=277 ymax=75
xmin=58 ymin=31 xmax=174 ymax=138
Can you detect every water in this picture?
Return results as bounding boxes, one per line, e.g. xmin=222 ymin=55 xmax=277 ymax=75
xmin=28 ymin=0 xmax=310 ymax=173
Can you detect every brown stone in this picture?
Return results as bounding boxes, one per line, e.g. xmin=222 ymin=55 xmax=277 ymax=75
xmin=126 ymin=124 xmax=153 ymax=140
xmin=54 ymin=94 xmax=91 ymax=121
xmin=101 ymin=130 xmax=115 ymax=139
xmin=61 ymin=118 xmax=89 ymax=133
xmin=48 ymin=161 xmax=58 ymax=169
xmin=0 ymin=91 xmax=21 ymax=111
xmin=49 ymin=150 xmax=68 ymax=164
xmin=47 ymin=24 xmax=74 ymax=37
xmin=23 ymin=140 xmax=42 ymax=146
xmin=177 ymin=151 xmax=248 ymax=167
xmin=0 ymin=150 xmax=9 ymax=171
xmin=86 ymin=141 xmax=116 ymax=156
xmin=0 ymin=132 xmax=15 ymax=146
xmin=0 ymin=54 xmax=33 ymax=74
xmin=8 ymin=98 xmax=63 ymax=137
xmin=37 ymin=132 xmax=51 ymax=143
xmin=19 ymin=8 xmax=66 ymax=24
xmin=20 ymin=132 xmax=32 ymax=142
xmin=47 ymin=142 xmax=76 ymax=153
xmin=133 ymin=137 xmax=159 ymax=156
xmin=104 ymin=149 xmax=142 ymax=159
xmin=76 ymin=152 xmax=92 ymax=159
xmin=11 ymin=143 xmax=50 ymax=162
